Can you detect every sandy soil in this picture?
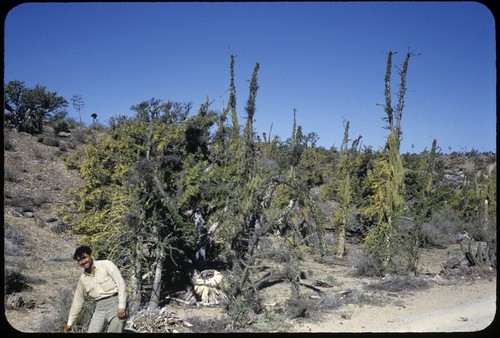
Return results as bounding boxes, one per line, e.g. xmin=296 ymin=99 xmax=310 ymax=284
xmin=291 ymin=278 xmax=496 ymax=332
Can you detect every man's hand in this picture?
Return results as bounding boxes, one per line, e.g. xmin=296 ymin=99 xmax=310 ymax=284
xmin=117 ymin=308 xmax=126 ymax=319
xmin=63 ymin=325 xmax=72 ymax=333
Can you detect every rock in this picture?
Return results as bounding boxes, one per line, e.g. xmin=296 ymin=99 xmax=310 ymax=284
xmin=57 ymin=132 xmax=71 ymax=138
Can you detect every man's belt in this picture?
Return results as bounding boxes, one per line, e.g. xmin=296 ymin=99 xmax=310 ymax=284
xmin=96 ymin=293 xmax=118 ymax=302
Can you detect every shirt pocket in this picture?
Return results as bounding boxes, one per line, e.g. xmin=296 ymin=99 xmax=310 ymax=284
xmin=83 ymin=280 xmax=95 ymax=293
xmin=97 ymin=275 xmax=115 ymax=292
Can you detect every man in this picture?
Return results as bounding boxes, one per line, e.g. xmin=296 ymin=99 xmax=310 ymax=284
xmin=64 ymin=246 xmax=127 ymax=333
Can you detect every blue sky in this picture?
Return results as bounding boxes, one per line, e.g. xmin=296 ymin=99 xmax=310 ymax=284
xmin=4 ymin=1 xmax=496 ymax=153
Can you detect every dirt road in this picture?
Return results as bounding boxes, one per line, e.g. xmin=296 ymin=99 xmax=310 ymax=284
xmin=293 ymin=278 xmax=496 ymax=332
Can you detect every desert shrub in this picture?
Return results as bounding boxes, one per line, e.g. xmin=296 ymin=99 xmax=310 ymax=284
xmin=53 ymin=119 xmax=71 ymax=134
xmin=4 ymin=222 xmax=24 ymax=246
xmin=343 ymin=288 xmax=382 ymax=305
xmin=49 ymin=221 xmax=72 ymax=234
xmin=421 ymin=208 xmax=460 ymax=246
xmin=64 ymin=117 xmax=80 ymax=129
xmin=4 ymin=223 xmax=25 ymax=256
xmin=89 ymin=122 xmax=107 ymax=131
xmin=251 ymin=311 xmax=292 ymax=332
xmin=61 ymin=294 xmax=96 ymax=333
xmin=5 ymin=269 xmax=31 ymax=294
xmin=65 ymin=140 xmax=77 ymax=150
xmin=187 ymin=316 xmax=234 ymax=333
xmin=4 ymin=134 xmax=15 ymax=151
xmin=71 ymin=128 xmax=88 ymax=144
xmin=354 ymin=253 xmax=383 ymax=277
xmin=459 ymin=220 xmax=496 ymax=243
xmin=4 ymin=165 xmax=20 ymax=183
xmin=37 ymin=136 xmax=60 ymax=147
xmin=227 ymin=295 xmax=256 ymax=328
xmin=325 ymin=275 xmax=337 ymax=286
xmin=33 ymin=193 xmax=50 ymax=206
xmin=37 ymin=288 xmax=89 ymax=333
xmin=33 ymin=147 xmax=45 ymax=159
xmin=318 ymin=294 xmax=344 ymax=310
xmin=285 ymin=295 xmax=312 ymax=318
xmin=256 ymin=236 xmax=284 ymax=260
xmin=5 ymin=196 xmax=33 ymax=209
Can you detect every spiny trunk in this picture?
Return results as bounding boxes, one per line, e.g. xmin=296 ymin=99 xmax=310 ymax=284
xmin=148 ymin=244 xmax=165 ymax=310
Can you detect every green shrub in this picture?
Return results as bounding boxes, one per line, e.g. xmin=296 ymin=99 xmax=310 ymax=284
xmin=53 ymin=119 xmax=71 ymax=134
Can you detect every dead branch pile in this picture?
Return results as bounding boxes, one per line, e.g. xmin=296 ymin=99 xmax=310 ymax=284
xmin=365 ymin=274 xmax=430 ymax=292
xmin=126 ymin=307 xmax=193 ymax=333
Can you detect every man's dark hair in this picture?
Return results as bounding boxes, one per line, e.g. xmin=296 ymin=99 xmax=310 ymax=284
xmin=73 ymin=246 xmax=92 ymax=260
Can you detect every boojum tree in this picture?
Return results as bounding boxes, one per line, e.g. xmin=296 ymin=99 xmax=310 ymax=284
xmin=362 ymin=51 xmax=416 ymax=275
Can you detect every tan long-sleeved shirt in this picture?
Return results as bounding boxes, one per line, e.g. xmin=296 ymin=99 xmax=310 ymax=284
xmin=66 ymin=260 xmax=127 ymax=327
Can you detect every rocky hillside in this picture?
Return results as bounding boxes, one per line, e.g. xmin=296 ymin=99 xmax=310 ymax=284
xmin=4 ymin=125 xmax=85 ymax=332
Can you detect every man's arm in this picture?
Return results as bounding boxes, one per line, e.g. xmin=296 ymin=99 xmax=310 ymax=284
xmin=106 ymin=261 xmax=128 ymax=312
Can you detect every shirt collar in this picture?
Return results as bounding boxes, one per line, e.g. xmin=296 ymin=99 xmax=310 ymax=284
xmin=83 ymin=264 xmax=96 ymax=276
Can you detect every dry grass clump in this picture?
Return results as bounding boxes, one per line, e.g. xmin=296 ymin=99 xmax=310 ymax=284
xmin=4 ymin=222 xmax=26 ymax=256
xmin=186 ymin=315 xmax=234 ymax=333
xmin=251 ymin=311 xmax=292 ymax=332
xmin=37 ymin=136 xmax=60 ymax=147
xmin=4 ymin=165 xmax=20 ymax=183
xmin=5 ymin=196 xmax=33 ymax=209
xmin=4 ymin=134 xmax=15 ymax=151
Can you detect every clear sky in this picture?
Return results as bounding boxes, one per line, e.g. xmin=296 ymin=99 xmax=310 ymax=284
xmin=4 ymin=1 xmax=496 ymax=153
